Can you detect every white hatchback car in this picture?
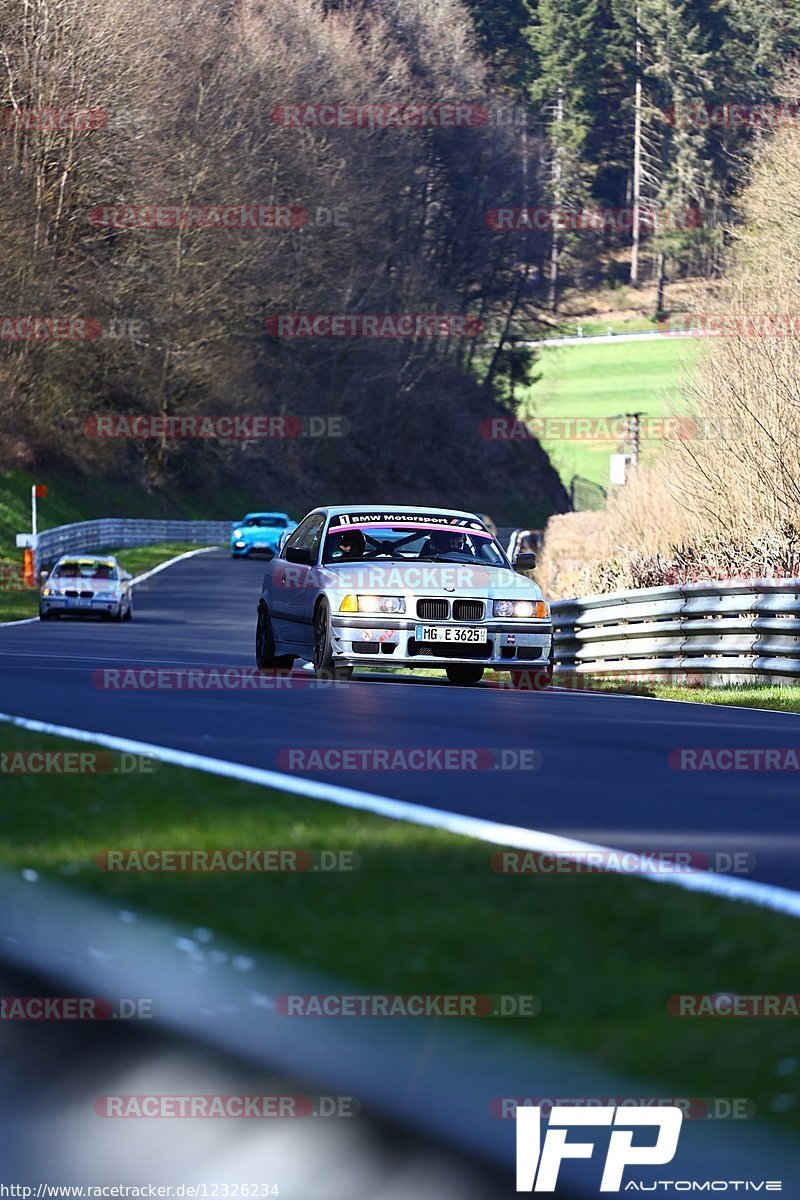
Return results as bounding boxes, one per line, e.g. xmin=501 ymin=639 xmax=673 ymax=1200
xmin=256 ymin=505 xmax=552 ymax=686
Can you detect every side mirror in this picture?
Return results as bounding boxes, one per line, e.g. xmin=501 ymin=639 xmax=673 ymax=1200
xmin=39 ymin=570 xmax=49 ymax=585
xmin=513 ymin=552 xmax=537 ymax=573
xmin=122 ymin=571 xmax=132 ymax=582
xmin=285 ymin=545 xmax=312 ymax=565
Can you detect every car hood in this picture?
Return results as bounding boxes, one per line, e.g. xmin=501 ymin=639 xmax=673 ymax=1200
xmin=239 ymin=528 xmax=283 ymax=540
xmin=318 ymin=561 xmax=543 ymax=600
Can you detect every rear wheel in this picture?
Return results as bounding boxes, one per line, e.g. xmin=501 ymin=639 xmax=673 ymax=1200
xmin=445 ymin=665 xmax=484 ymax=686
xmin=313 ymin=600 xmax=353 ymax=680
xmin=509 ymin=664 xmax=553 ymax=690
xmin=256 ymin=603 xmax=294 ymax=670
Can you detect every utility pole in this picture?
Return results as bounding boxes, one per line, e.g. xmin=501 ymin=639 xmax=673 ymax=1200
xmin=611 ymin=412 xmax=645 ymax=477
xmin=630 ymin=1 xmax=643 ymax=285
xmin=548 ymin=86 xmax=564 ymax=314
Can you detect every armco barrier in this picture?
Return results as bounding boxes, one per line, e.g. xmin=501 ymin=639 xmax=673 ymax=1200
xmin=35 ymin=518 xmax=231 ymax=571
xmin=551 ymin=578 xmax=800 ymax=684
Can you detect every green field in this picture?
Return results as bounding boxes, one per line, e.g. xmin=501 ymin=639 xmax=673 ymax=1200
xmin=518 ymin=336 xmax=702 ymax=496
xmin=0 ymin=720 xmax=797 ymax=1131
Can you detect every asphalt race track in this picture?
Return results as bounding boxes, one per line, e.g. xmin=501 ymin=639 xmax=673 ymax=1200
xmin=1 ymin=549 xmax=798 ymax=892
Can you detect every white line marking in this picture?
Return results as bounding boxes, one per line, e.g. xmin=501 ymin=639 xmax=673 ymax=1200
xmin=0 ymin=616 xmax=38 ymax=628
xmin=129 ymin=545 xmax=217 ymax=586
xmin=1 ymin=709 xmax=798 ymax=919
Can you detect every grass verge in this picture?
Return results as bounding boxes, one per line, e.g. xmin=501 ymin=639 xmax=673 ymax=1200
xmin=563 ymin=680 xmax=800 ymax=714
xmin=0 ymin=543 xmax=201 ymax=623
xmin=516 ymin=337 xmax=701 ymax=493
xmin=0 ymin=723 xmax=797 ymax=1131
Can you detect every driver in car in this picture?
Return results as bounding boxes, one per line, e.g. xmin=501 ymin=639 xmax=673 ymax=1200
xmin=330 ymin=528 xmax=366 ymax=560
xmin=422 ymin=529 xmax=469 ymax=557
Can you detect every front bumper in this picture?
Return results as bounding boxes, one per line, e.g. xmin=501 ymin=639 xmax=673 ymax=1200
xmin=329 ymin=615 xmax=552 ymax=668
xmin=40 ymin=596 xmax=122 ymax=618
xmin=231 ymin=541 xmax=276 ymax=557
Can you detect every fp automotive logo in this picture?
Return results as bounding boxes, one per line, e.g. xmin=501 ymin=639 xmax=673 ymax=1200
xmin=515 ymin=1105 xmax=683 ymax=1192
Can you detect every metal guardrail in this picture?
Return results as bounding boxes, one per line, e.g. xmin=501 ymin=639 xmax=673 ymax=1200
xmin=551 ymin=578 xmax=800 ymax=683
xmin=35 ymin=518 xmax=231 ymax=570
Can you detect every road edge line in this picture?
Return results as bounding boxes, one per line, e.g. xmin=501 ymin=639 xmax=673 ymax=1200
xmin=1 ymin=709 xmax=799 ymax=919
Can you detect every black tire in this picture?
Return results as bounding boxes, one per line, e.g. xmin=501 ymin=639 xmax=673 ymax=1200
xmin=313 ymin=600 xmax=353 ymax=680
xmin=39 ymin=609 xmax=51 ymax=622
xmin=445 ymin=665 xmax=484 ymax=686
xmin=509 ymin=664 xmax=553 ymax=691
xmin=255 ymin=603 xmax=294 ymax=670
xmin=123 ymin=603 xmax=133 ymax=621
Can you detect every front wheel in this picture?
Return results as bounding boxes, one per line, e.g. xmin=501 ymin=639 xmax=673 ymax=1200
xmin=445 ymin=665 xmax=484 ymax=686
xmin=256 ymin=604 xmax=294 ymax=670
xmin=313 ymin=601 xmax=353 ymax=679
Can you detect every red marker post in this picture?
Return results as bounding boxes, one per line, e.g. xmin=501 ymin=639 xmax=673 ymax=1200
xmin=27 ymin=483 xmax=47 ymax=584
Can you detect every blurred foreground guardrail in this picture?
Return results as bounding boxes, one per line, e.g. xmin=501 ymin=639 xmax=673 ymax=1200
xmin=551 ymin=578 xmax=800 ymax=684
xmin=35 ymin=518 xmax=230 ymax=570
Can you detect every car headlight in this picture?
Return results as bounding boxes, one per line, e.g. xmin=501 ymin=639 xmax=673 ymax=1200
xmin=340 ymin=594 xmax=405 ymax=614
xmin=233 ymin=529 xmax=243 ymax=538
xmin=94 ymin=590 xmax=121 ymax=600
xmin=493 ymin=599 xmax=548 ymax=618
xmin=42 ymin=587 xmax=61 ymax=597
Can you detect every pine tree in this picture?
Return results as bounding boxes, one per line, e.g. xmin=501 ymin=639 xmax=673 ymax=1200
xmin=524 ymin=0 xmax=605 ymax=311
xmin=613 ymin=0 xmax=715 ymax=303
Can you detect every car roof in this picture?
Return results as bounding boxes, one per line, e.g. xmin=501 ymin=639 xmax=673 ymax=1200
xmin=313 ymin=504 xmax=483 ymax=520
xmin=242 ymin=511 xmax=290 ymax=519
xmin=55 ymin=555 xmax=119 ymax=565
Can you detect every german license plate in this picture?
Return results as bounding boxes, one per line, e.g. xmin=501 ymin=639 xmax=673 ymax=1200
xmin=415 ymin=625 xmax=487 ymax=644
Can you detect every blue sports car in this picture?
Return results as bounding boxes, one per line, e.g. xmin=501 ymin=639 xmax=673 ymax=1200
xmin=231 ymin=512 xmax=296 ymax=558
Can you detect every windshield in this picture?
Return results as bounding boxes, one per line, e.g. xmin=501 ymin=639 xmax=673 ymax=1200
xmin=242 ymin=516 xmax=285 ymax=528
xmin=321 ymin=514 xmax=506 ymax=566
xmin=52 ymin=561 xmax=118 ymax=580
